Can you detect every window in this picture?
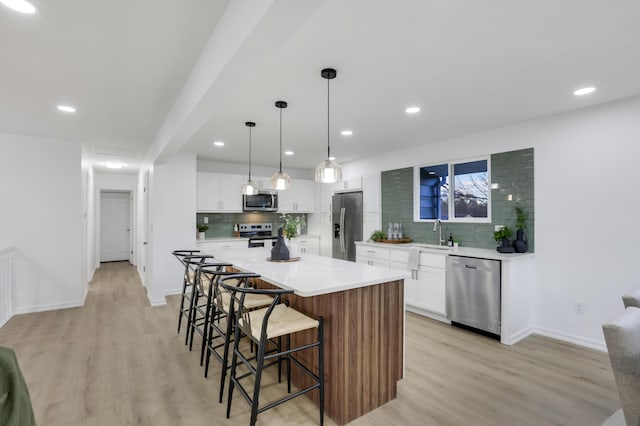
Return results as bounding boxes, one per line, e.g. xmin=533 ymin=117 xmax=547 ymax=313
xmin=414 ymin=157 xmax=490 ymax=222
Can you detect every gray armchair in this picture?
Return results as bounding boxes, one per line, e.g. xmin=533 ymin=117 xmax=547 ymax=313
xmin=602 ymin=306 xmax=640 ymax=426
xmin=622 ymin=288 xmax=640 ymax=309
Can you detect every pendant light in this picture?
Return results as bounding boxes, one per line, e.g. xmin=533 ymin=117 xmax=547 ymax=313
xmin=315 ymin=68 xmax=342 ymax=184
xmin=271 ymin=101 xmax=292 ymax=190
xmin=241 ymin=121 xmax=258 ymax=195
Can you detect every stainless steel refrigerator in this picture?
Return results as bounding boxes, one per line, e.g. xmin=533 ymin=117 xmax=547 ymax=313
xmin=332 ymin=191 xmax=363 ymax=261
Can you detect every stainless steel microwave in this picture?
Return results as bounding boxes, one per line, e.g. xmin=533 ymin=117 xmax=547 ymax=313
xmin=243 ymin=191 xmax=278 ymax=212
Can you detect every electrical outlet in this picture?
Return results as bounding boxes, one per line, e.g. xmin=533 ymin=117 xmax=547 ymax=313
xmin=494 ymin=225 xmax=504 ymax=231
xmin=204 ymin=217 xmax=208 ymax=224
xmin=575 ymin=301 xmax=585 ymax=315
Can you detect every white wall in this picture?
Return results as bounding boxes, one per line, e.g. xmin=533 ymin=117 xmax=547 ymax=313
xmin=343 ymin=95 xmax=640 ymax=350
xmin=0 ymin=134 xmax=84 ymax=314
xmin=145 ymin=152 xmax=197 ymax=305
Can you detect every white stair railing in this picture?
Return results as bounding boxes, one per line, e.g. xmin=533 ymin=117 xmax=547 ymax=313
xmin=0 ymin=246 xmax=14 ymax=328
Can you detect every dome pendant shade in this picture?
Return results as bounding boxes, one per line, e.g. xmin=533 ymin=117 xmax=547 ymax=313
xmin=271 ymin=100 xmax=292 ymax=191
xmin=315 ymin=68 xmax=342 ymax=184
xmin=271 ymin=172 xmax=291 ymax=190
xmin=241 ymin=121 xmax=258 ymax=195
xmin=241 ymin=179 xmax=258 ymax=195
xmin=315 ymin=158 xmax=342 ymax=184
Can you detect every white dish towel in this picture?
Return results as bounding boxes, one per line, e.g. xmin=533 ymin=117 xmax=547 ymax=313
xmin=408 ymin=247 xmax=420 ymax=274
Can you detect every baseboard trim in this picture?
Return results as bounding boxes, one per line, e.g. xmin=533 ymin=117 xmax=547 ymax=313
xmin=533 ymin=326 xmax=606 ymax=352
xmin=13 ymin=300 xmax=84 ymax=315
xmin=502 ymin=326 xmax=535 ymax=346
xmin=405 ymin=305 xmax=450 ymax=324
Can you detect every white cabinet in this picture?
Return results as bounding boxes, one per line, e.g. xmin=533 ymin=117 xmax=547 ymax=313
xmin=355 ymin=245 xmax=390 ymax=267
xmin=197 ymin=172 xmax=243 ymax=212
xmin=293 ymin=235 xmax=320 ymax=255
xmin=314 ymin=182 xmax=332 ymax=213
xmin=355 ymin=243 xmax=447 ymax=319
xmin=278 ymin=179 xmax=315 ymax=213
xmin=197 ymin=239 xmax=247 ymax=253
xmin=333 ymin=177 xmax=362 ymax=193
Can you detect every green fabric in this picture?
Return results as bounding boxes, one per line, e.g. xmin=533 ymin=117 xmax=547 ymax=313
xmin=0 ymin=346 xmax=36 ymax=426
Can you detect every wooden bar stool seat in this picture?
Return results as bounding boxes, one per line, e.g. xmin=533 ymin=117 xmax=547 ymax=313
xmin=202 ymin=270 xmax=273 ymax=403
xmin=220 ymin=275 xmax=325 ymax=426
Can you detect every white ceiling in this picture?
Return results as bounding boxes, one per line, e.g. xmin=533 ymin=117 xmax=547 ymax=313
xmin=3 ymin=0 xmax=640 ymax=174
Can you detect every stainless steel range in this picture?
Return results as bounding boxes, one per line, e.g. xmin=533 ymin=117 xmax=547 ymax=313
xmin=239 ymin=223 xmax=277 ymax=248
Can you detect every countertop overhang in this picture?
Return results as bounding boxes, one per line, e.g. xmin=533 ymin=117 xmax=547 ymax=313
xmin=202 ymin=247 xmax=409 ymax=297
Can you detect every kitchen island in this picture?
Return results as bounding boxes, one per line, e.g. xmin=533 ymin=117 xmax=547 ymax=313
xmin=203 ymin=247 xmax=409 ymax=425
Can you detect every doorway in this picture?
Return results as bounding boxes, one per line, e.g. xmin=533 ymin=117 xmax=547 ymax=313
xmin=100 ymin=191 xmax=132 ymax=263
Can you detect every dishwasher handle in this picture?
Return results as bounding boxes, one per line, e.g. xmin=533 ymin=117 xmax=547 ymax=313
xmin=465 ymin=265 xmax=477 ymax=269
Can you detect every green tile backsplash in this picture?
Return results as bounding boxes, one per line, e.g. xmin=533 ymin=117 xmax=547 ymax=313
xmin=196 ymin=212 xmax=307 ymax=238
xmin=381 ymin=148 xmax=534 ymax=251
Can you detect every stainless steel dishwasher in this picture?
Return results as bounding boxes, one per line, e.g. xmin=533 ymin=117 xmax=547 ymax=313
xmin=446 ymin=255 xmax=501 ymax=337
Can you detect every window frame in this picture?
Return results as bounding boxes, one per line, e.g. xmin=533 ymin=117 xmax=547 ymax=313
xmin=413 ymin=155 xmax=491 ymax=224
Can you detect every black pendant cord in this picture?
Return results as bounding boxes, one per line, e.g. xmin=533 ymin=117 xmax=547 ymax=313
xmin=327 ymin=76 xmax=331 ymax=159
xmin=279 ymin=107 xmax=283 ymax=173
xmin=248 ymin=125 xmax=252 ymax=181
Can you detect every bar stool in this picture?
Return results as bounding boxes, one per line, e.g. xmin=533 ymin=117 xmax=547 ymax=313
xmin=200 ymin=269 xmax=274 ymax=402
xmin=187 ymin=261 xmax=233 ymax=366
xmin=220 ymin=275 xmax=324 ymax=426
xmin=171 ymin=250 xmax=200 ymax=333
xmin=181 ymin=255 xmax=219 ymax=346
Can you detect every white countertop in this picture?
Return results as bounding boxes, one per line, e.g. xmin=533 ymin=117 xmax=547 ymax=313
xmin=202 ymin=247 xmax=409 ymax=297
xmin=355 ymin=241 xmax=533 ymax=261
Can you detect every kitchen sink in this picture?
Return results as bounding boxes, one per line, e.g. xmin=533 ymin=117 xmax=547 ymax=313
xmin=412 ymin=244 xmax=451 ymax=251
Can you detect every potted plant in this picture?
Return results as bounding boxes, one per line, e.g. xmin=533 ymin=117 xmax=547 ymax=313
xmin=370 ymin=230 xmax=386 ymax=242
xmin=280 ymin=213 xmax=305 ymax=257
xmin=493 ymin=226 xmax=513 ymax=253
xmin=196 ymin=223 xmax=209 ymax=240
xmin=513 ymin=205 xmax=529 ymax=253
xmin=280 ymin=213 xmax=305 ymax=240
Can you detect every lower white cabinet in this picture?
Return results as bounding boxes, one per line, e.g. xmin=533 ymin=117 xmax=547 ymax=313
xmin=411 ymin=265 xmax=446 ymax=316
xmin=356 ymin=245 xmax=390 ymax=267
xmin=294 ymin=235 xmax=320 ymax=255
xmin=197 ymin=239 xmax=247 ymax=253
xmin=356 ymin=243 xmax=447 ymax=319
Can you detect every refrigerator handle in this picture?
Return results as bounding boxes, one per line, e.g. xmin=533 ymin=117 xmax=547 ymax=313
xmin=339 ymin=207 xmax=346 ymax=253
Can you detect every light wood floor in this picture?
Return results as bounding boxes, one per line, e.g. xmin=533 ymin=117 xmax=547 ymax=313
xmin=0 ymin=262 xmax=619 ymax=425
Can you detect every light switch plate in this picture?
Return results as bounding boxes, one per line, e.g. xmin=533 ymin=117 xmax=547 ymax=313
xmin=204 ymin=217 xmax=208 ymax=224
xmin=494 ymin=225 xmax=504 ymax=231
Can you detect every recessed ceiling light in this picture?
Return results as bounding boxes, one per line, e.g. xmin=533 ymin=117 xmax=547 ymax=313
xmin=0 ymin=0 xmax=36 ymax=14
xmin=341 ymin=130 xmax=353 ymax=136
xmin=405 ymin=106 xmax=421 ymax=114
xmin=213 ymin=141 xmax=224 ymax=147
xmin=57 ymin=105 xmax=76 ymax=113
xmin=574 ymin=87 xmax=596 ymax=96
xmin=284 ymin=150 xmax=294 ymax=156
xmin=105 ymin=161 xmax=125 ymax=169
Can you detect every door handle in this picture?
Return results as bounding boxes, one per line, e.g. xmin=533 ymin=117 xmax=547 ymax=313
xmin=339 ymin=207 xmax=346 ymax=253
xmin=143 ymin=241 xmax=148 ymax=245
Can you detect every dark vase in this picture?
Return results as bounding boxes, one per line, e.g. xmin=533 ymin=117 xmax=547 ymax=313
xmin=514 ymin=229 xmax=528 ymax=253
xmin=271 ymin=227 xmax=290 ymax=260
xmin=496 ymin=238 xmax=514 ymax=253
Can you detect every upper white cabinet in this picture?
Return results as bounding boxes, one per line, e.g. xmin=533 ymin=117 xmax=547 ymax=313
xmin=314 ymin=182 xmax=332 ymax=213
xmin=278 ymin=179 xmax=315 ymax=213
xmin=333 ymin=177 xmax=362 ymax=193
xmin=197 ymin=172 xmax=243 ymax=212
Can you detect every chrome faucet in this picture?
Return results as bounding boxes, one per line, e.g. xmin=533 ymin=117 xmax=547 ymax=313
xmin=433 ymin=219 xmax=444 ymax=245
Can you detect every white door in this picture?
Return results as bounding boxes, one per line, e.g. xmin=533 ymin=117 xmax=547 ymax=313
xmin=100 ymin=191 xmax=131 ymax=262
